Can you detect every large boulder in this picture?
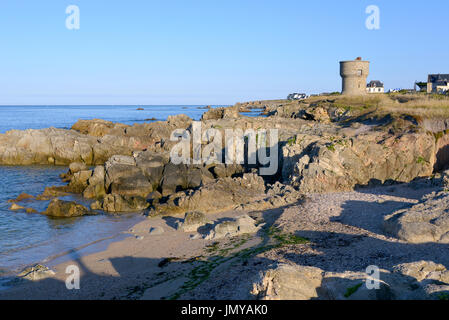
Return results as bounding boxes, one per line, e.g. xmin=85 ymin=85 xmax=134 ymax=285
xmin=83 ymin=165 xmax=106 ymax=199
xmin=204 ymin=215 xmax=263 ymax=240
xmin=176 ymin=211 xmax=209 ymax=232
xmin=100 ymin=194 xmax=149 ymax=213
xmin=134 ymin=150 xmax=169 ymax=189
xmin=167 ymin=114 xmax=192 ymax=125
xmin=384 ymin=191 xmax=449 ymax=243
xmin=251 ymin=264 xmax=323 ymax=300
xmin=68 ymin=161 xmax=88 ymax=174
xmin=67 ymin=169 xmax=93 ymax=193
xmin=251 ymin=262 xmax=449 ymax=300
xmin=201 ymin=107 xmax=239 ymax=121
xmin=150 ymin=173 xmax=266 ymax=216
xmin=71 ymin=119 xmax=125 ymax=137
xmin=17 ymin=264 xmax=55 ymax=281
xmin=104 ymin=155 xmax=152 ymax=197
xmin=160 ymin=163 xmax=214 ymax=196
xmin=42 ymin=198 xmax=94 ymax=217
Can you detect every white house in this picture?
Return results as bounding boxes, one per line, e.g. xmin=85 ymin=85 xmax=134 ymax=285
xmin=366 ymin=80 xmax=384 ymax=93
xmin=287 ymin=93 xmax=307 ymax=100
xmin=427 ymin=74 xmax=449 ymax=94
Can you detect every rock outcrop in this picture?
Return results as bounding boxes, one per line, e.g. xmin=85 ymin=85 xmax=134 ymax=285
xmin=176 ymin=211 xmax=209 ymax=232
xmin=282 ymin=132 xmax=436 ymax=193
xmin=384 ymin=191 xmax=449 ymax=243
xmin=42 ymin=198 xmax=94 ymax=218
xmin=251 ymin=264 xmax=324 ymax=300
xmin=251 ymin=261 xmax=449 ymax=300
xmin=97 ymin=194 xmax=149 ymax=213
xmin=201 ymin=107 xmax=240 ymax=121
xmin=0 ymin=115 xmax=193 ymax=166
xmin=17 ymin=264 xmax=55 ymax=281
xmin=204 ymin=215 xmax=263 ymax=240
xmin=149 ymin=173 xmax=266 ymax=216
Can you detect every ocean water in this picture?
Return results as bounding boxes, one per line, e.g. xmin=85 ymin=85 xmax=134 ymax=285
xmin=0 ymin=104 xmax=244 ymax=275
xmin=0 ymin=105 xmax=212 ymax=133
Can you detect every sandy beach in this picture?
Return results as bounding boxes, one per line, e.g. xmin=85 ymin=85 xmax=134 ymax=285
xmin=2 ymin=178 xmax=449 ymax=300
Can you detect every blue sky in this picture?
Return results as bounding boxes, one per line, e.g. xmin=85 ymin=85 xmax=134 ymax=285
xmin=0 ymin=0 xmax=448 ymax=105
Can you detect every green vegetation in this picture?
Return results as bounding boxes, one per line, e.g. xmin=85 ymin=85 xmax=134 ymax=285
xmin=416 ymin=156 xmax=429 ymax=164
xmin=266 ymin=227 xmax=309 ymax=245
xmin=305 ymin=93 xmax=449 ymax=119
xmin=166 ymin=226 xmax=309 ymax=300
xmin=326 ymin=144 xmax=336 ymax=152
xmin=344 ymin=283 xmax=363 ymax=298
xmin=287 ymin=135 xmax=297 ymax=146
xmin=438 ymin=292 xmax=449 ymax=300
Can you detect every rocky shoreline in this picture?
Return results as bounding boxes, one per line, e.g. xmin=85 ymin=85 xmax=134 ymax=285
xmin=4 ymin=95 xmax=449 ymax=299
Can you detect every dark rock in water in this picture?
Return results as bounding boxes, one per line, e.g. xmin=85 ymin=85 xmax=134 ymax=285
xmin=9 ymin=203 xmax=25 ymax=211
xmin=137 ymin=107 xmax=144 ymax=110
xmin=35 ymin=186 xmax=70 ymax=200
xmin=7 ymin=193 xmax=34 ymax=203
xmin=25 ymin=208 xmax=38 ymax=214
xmin=42 ymin=198 xmax=94 ymax=217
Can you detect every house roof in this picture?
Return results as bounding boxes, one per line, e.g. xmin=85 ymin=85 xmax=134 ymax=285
xmin=367 ymin=80 xmax=384 ymax=87
xmin=429 ymin=74 xmax=449 ymax=83
xmin=435 ymin=80 xmax=448 ymax=86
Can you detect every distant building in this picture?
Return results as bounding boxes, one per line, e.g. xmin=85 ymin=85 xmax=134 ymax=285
xmin=414 ymin=81 xmax=427 ymax=92
xmin=427 ymin=74 xmax=449 ymax=94
xmin=340 ymin=57 xmax=369 ymax=95
xmin=287 ymin=93 xmax=307 ymax=100
xmin=366 ymin=80 xmax=384 ymax=93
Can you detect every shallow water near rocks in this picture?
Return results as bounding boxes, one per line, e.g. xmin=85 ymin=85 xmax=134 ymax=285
xmin=1 ymin=105 xmax=260 ymax=275
xmin=0 ymin=165 xmax=145 ymax=274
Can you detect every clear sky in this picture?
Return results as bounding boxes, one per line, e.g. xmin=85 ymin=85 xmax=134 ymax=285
xmin=0 ymin=0 xmax=448 ymax=105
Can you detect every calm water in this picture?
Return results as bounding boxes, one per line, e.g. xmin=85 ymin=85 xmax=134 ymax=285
xmin=0 ymin=105 xmax=213 ymax=133
xmin=0 ymin=105 xmax=234 ymax=274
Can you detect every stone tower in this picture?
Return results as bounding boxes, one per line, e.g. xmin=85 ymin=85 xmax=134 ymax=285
xmin=340 ymin=57 xmax=370 ymax=95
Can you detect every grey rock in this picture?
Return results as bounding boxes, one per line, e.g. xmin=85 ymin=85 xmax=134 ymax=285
xmin=101 ymin=194 xmax=149 ymax=213
xmin=177 ymin=211 xmax=209 ymax=232
xmin=18 ymin=264 xmax=55 ymax=281
xmin=204 ymin=215 xmax=263 ymax=240
xmin=384 ymin=191 xmax=449 ymax=243
xmin=251 ymin=264 xmax=323 ymax=300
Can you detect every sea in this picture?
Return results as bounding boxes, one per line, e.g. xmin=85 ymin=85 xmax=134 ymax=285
xmin=0 ymin=104 xmax=261 ymax=279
